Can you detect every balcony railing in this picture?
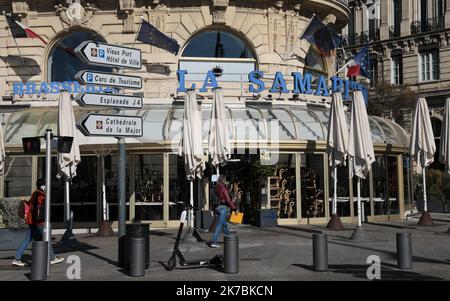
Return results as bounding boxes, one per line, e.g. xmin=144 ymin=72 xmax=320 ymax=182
xmin=411 ymin=16 xmax=445 ymax=34
xmin=342 ymin=29 xmax=380 ymax=46
xmin=389 ymin=26 xmax=401 ymax=39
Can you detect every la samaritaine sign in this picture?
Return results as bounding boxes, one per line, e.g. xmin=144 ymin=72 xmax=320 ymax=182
xmin=12 ymin=70 xmax=367 ymax=100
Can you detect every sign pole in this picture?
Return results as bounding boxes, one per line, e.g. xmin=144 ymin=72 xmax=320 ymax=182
xmin=44 ymin=129 xmax=52 ymax=275
xmin=116 ymin=68 xmax=127 ymax=267
xmin=117 ymin=136 xmax=126 ymax=266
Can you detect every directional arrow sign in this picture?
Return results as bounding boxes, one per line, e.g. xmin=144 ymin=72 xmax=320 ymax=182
xmin=75 ymin=92 xmax=143 ymax=109
xmin=75 ymin=70 xmax=142 ymax=89
xmin=78 ymin=114 xmax=143 ymax=137
xmin=75 ymin=41 xmax=141 ymax=69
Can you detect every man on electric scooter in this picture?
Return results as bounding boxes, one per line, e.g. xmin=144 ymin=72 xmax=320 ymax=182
xmin=210 ymin=174 xmax=237 ymax=248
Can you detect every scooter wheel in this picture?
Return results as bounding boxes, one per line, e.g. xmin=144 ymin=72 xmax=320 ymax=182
xmin=167 ymin=256 xmax=176 ymax=271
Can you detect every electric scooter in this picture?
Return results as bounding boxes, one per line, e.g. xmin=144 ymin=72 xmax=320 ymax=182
xmin=166 ymin=203 xmax=223 ymax=271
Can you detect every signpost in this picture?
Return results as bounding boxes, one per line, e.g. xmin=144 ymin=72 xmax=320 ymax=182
xmin=78 ymin=113 xmax=143 ymax=137
xmin=74 ymin=40 xmax=143 ymax=267
xmin=75 ymin=92 xmax=143 ymax=109
xmin=75 ymin=41 xmax=142 ymax=69
xmin=75 ymin=70 xmax=142 ymax=89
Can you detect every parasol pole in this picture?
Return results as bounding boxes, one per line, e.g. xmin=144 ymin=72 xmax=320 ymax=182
xmin=333 ymin=162 xmax=337 ymax=215
xmin=190 ymin=180 xmax=194 ymax=228
xmin=102 ymin=155 xmax=107 ymax=221
xmin=357 ymin=177 xmax=362 ymax=227
xmin=64 ymin=176 xmax=70 ymax=227
xmin=422 ymin=151 xmax=428 ymax=212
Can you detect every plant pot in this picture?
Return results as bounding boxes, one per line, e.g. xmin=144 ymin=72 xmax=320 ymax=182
xmin=254 ymin=209 xmax=278 ymax=227
xmin=0 ymin=228 xmax=29 ymax=251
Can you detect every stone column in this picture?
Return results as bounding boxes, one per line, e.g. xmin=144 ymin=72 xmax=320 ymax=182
xmin=400 ymin=0 xmax=411 ymax=36
xmin=380 ymin=0 xmax=390 ymax=40
xmin=446 ymin=0 xmax=450 ymax=28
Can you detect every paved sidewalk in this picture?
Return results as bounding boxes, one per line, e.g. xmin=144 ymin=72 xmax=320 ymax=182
xmin=0 ymin=213 xmax=449 ymax=281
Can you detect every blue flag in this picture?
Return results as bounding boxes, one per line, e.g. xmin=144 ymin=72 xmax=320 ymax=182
xmin=300 ymin=16 xmax=343 ymax=56
xmin=137 ymin=18 xmax=180 ymax=55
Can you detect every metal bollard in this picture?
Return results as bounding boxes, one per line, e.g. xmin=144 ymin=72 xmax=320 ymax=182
xmin=313 ymin=233 xmax=328 ymax=271
xmin=31 ymin=241 xmax=48 ymax=281
xmin=129 ymin=237 xmax=146 ymax=277
xmin=396 ymin=232 xmax=413 ymax=269
xmin=224 ymin=235 xmax=239 ymax=274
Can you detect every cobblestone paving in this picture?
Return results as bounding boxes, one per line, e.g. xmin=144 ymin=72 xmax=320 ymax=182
xmin=0 ymin=213 xmax=449 ymax=281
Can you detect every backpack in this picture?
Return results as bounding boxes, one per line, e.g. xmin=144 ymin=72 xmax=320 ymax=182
xmin=18 ymin=200 xmax=33 ymax=225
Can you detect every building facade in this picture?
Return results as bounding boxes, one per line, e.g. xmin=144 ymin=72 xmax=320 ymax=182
xmin=343 ymin=0 xmax=450 ymax=147
xmin=0 ymin=0 xmax=411 ymax=230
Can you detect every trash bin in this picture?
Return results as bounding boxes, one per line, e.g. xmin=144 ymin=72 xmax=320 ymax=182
xmin=124 ymin=223 xmax=149 ymax=270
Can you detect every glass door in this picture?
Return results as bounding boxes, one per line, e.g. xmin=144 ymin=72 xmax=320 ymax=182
xmin=133 ymin=154 xmax=164 ymax=221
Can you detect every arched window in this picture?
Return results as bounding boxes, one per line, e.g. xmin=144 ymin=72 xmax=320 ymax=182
xmin=180 ymin=29 xmax=256 ymax=84
xmin=304 ymin=47 xmax=327 ymax=81
xmin=47 ymin=31 xmax=112 ymax=82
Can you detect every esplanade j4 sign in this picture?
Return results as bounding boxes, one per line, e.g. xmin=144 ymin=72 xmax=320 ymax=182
xmin=12 ymin=70 xmax=367 ymax=101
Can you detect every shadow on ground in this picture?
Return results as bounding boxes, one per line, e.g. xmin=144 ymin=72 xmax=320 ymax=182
xmin=292 ymin=263 xmax=445 ymax=281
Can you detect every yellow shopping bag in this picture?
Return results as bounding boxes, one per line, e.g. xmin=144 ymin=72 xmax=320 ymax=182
xmin=229 ymin=212 xmax=244 ymax=224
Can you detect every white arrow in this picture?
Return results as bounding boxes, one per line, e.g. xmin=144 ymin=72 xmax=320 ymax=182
xmin=75 ymin=92 xmax=143 ymax=109
xmin=75 ymin=70 xmax=142 ymax=89
xmin=75 ymin=41 xmax=141 ymax=69
xmin=78 ymin=114 xmax=143 ymax=137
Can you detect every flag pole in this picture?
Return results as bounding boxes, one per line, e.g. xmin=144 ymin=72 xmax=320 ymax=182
xmin=2 ymin=12 xmax=25 ymax=64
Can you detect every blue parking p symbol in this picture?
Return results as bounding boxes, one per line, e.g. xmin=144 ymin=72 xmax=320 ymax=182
xmin=86 ymin=73 xmax=93 ymax=83
xmin=99 ymin=49 xmax=105 ymax=58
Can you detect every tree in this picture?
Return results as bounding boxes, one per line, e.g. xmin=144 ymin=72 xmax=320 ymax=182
xmin=367 ymin=82 xmax=416 ymax=129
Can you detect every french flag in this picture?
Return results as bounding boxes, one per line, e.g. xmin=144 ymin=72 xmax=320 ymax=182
xmin=346 ymin=45 xmax=371 ymax=79
xmin=14 ymin=20 xmax=47 ymax=45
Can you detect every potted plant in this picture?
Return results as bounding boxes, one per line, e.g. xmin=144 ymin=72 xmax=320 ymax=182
xmin=0 ymin=197 xmax=29 ymax=251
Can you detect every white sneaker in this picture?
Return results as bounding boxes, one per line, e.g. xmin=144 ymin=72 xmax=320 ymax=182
xmin=12 ymin=260 xmax=26 ymax=267
xmin=210 ymin=243 xmax=221 ymax=248
xmin=50 ymin=257 xmax=64 ymax=265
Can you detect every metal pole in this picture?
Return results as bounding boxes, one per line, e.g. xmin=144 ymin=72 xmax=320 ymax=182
xmin=312 ymin=233 xmax=328 ymax=271
xmin=224 ymin=235 xmax=239 ymax=274
xmin=422 ymin=162 xmax=427 ymax=212
xmin=64 ymin=177 xmax=70 ymax=227
xmin=190 ymin=180 xmax=194 ymax=228
xmin=44 ymin=129 xmax=52 ymax=275
xmin=102 ymin=155 xmax=107 ymax=221
xmin=396 ymin=232 xmax=413 ymax=269
xmin=357 ymin=177 xmax=362 ymax=227
xmin=118 ymin=137 xmax=126 ymax=264
xmin=333 ymin=164 xmax=337 ymax=215
xmin=129 ymin=237 xmax=146 ymax=277
xmin=30 ymin=241 xmax=48 ymax=281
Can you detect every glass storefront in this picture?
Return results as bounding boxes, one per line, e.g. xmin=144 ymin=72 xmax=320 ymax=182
xmin=1 ymin=103 xmax=410 ymax=228
xmin=169 ymin=155 xmax=187 ymax=221
xmin=301 ymin=154 xmax=326 ymax=219
xmin=134 ymin=154 xmax=164 ymax=221
xmin=3 ymin=156 xmax=32 ymax=198
xmin=264 ymin=153 xmax=297 ymax=219
xmin=104 ymin=155 xmax=130 ymax=222
xmin=387 ymin=156 xmax=400 ymax=215
xmin=373 ymin=155 xmax=388 ymax=216
xmin=371 ymin=155 xmax=401 ymax=217
xmin=352 ymin=175 xmax=371 ymax=220
xmin=37 ymin=156 xmax=98 ymax=223
xmin=328 ymin=162 xmax=351 ymax=217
